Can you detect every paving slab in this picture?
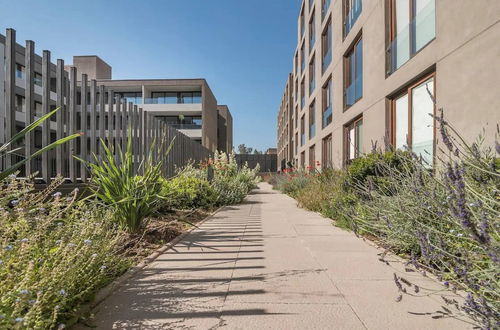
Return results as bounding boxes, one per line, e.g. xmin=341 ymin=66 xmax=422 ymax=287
xmin=79 ymin=183 xmax=473 ymax=329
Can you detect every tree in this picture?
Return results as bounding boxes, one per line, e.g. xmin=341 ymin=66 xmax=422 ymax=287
xmin=238 ymin=144 xmax=253 ymax=154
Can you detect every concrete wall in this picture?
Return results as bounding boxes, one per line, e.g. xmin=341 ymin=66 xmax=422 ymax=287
xmin=202 ymin=81 xmax=219 ymax=152
xmin=217 ymin=105 xmax=233 ymax=153
xmin=281 ymin=0 xmax=500 ymax=169
xmin=72 ymin=56 xmax=112 ymax=80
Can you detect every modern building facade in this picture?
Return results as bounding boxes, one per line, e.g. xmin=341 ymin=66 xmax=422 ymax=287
xmin=277 ymin=0 xmax=500 ymax=170
xmin=68 ymin=56 xmax=232 ymax=152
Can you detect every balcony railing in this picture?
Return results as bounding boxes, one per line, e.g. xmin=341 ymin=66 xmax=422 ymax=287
xmin=166 ymin=123 xmax=202 ymax=130
xmin=322 ymin=0 xmax=331 ymax=21
xmin=345 ymin=76 xmax=362 ymax=107
xmin=387 ymin=0 xmax=435 ymax=74
xmin=144 ymin=98 xmax=202 ymax=105
xmin=344 ymin=0 xmax=362 ymax=37
xmin=322 ymin=49 xmax=332 ymax=73
xmin=322 ymin=106 xmax=332 ymax=128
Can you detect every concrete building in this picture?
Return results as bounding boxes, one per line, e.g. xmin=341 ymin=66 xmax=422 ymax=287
xmin=68 ymin=56 xmax=232 ymax=152
xmin=277 ymin=0 xmax=500 ymax=170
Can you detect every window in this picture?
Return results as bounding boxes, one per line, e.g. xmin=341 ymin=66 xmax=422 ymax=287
xmin=300 ymin=79 xmax=305 ymax=109
xmin=116 ymin=92 xmax=142 ymax=104
xmin=387 ymin=0 xmax=435 ymax=73
xmin=295 ymin=133 xmax=299 ymax=154
xmin=344 ymin=35 xmax=363 ymax=108
xmin=309 ymin=56 xmax=316 ymax=95
xmin=300 ymin=43 xmax=305 ymax=73
xmin=391 ymin=73 xmax=435 ymax=165
xmin=16 ymin=64 xmax=25 ymax=79
xmin=322 ymin=20 xmax=332 ymax=73
xmin=300 ymin=115 xmax=306 ymax=146
xmin=295 ymin=52 xmax=299 ymax=76
xmin=295 ymin=106 xmax=298 ymax=128
xmin=344 ymin=116 xmax=363 ymax=164
xmin=295 ymin=78 xmax=298 ymax=101
xmin=322 ymin=134 xmax=333 ymax=168
xmin=344 ymin=0 xmax=362 ymax=37
xmin=15 ymin=94 xmax=25 ymax=112
xmin=309 ymin=100 xmax=316 ymax=139
xmin=148 ymin=91 xmax=201 ymax=104
xmin=35 ymin=102 xmax=43 ymax=115
xmin=309 ymin=12 xmax=316 ymax=53
xmin=322 ymin=0 xmax=331 ymax=21
xmin=300 ymin=6 xmax=306 ymax=37
xmin=322 ymin=77 xmax=333 ymax=128
xmin=309 ymin=144 xmax=316 ymax=169
xmin=34 ymin=72 xmax=42 ymax=87
xmin=300 ymin=151 xmax=306 ymax=168
xmin=157 ymin=115 xmax=203 ymax=129
xmin=309 ymin=0 xmax=315 ymax=9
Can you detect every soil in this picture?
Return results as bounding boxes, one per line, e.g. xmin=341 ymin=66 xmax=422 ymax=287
xmin=117 ymin=208 xmax=214 ymax=259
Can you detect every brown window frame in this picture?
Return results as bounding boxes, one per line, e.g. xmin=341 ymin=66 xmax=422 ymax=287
xmin=389 ymin=71 xmax=436 ymax=161
xmin=309 ymin=55 xmax=316 ymax=95
xmin=309 ymin=99 xmax=316 ymax=139
xmin=343 ymin=32 xmax=363 ymax=110
xmin=321 ymin=18 xmax=332 ymax=74
xmin=322 ymin=134 xmax=333 ymax=169
xmin=309 ymin=144 xmax=316 ymax=169
xmin=343 ymin=115 xmax=363 ymax=166
xmin=309 ymin=9 xmax=316 ymax=53
xmin=322 ymin=76 xmax=333 ymax=128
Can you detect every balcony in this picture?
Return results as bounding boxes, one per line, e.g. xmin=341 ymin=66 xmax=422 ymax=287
xmin=144 ymin=97 xmax=201 ymax=105
xmin=345 ymin=76 xmax=362 ymax=107
xmin=166 ymin=123 xmax=202 ymax=130
xmin=387 ymin=0 xmax=435 ymax=74
xmin=321 ymin=0 xmax=331 ymax=21
xmin=322 ymin=49 xmax=332 ymax=73
xmin=344 ymin=0 xmax=362 ymax=37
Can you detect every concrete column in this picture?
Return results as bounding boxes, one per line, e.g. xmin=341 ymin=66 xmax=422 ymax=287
xmin=80 ymin=74 xmax=88 ymax=182
xmin=98 ymin=85 xmax=105 ymax=157
xmin=56 ymin=59 xmax=64 ymax=176
xmin=41 ymin=50 xmax=51 ymax=183
xmin=90 ymin=79 xmax=97 ymax=158
xmin=24 ymin=40 xmax=35 ymax=176
xmin=4 ymin=28 xmax=16 ymax=168
xmin=68 ymin=67 xmax=77 ymax=183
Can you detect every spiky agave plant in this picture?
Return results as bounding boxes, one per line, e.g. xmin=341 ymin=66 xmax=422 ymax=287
xmin=82 ymin=128 xmax=174 ymax=232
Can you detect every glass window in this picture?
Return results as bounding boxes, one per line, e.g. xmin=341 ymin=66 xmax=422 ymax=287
xmin=301 ymin=115 xmax=305 ymax=146
xmin=309 ymin=12 xmax=316 ymax=53
xmin=34 ymin=72 xmax=42 ymax=87
xmin=300 ymin=79 xmax=305 ymax=109
xmin=322 ymin=78 xmax=333 ymax=128
xmin=180 ymin=92 xmax=193 ymax=104
xmin=16 ymin=64 xmax=25 ymax=79
xmin=300 ymin=6 xmax=306 ymax=37
xmin=193 ymin=91 xmax=202 ymax=103
xmin=388 ymin=0 xmax=435 ymax=73
xmin=322 ymin=134 xmax=333 ymax=168
xmin=344 ymin=0 xmax=362 ymax=37
xmin=344 ymin=36 xmax=363 ymax=108
xmin=322 ymin=0 xmax=331 ymax=21
xmin=300 ymin=43 xmax=305 ymax=73
xmin=309 ymin=100 xmax=316 ymax=139
xmin=344 ymin=116 xmax=363 ymax=164
xmin=15 ymin=94 xmax=25 ymax=112
xmin=322 ymin=20 xmax=332 ymax=73
xmin=391 ymin=74 xmax=434 ymax=165
xmin=309 ymin=144 xmax=316 ymax=169
xmin=309 ymin=56 xmax=316 ymax=95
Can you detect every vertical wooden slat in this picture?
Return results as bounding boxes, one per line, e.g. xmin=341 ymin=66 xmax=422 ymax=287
xmin=90 ymin=79 xmax=97 ymax=159
xmin=121 ymin=100 xmax=128 ymax=152
xmin=41 ymin=50 xmax=51 ymax=183
xmin=115 ymin=95 xmax=121 ymax=160
xmin=4 ymin=28 xmax=16 ymax=168
xmin=68 ymin=67 xmax=77 ymax=183
xmin=133 ymin=105 xmax=139 ymax=173
xmin=98 ymin=85 xmax=105 ymax=156
xmin=80 ymin=74 xmax=88 ymax=182
xmin=56 ymin=59 xmax=64 ymax=176
xmin=107 ymin=90 xmax=114 ymax=151
xmin=25 ymin=40 xmax=35 ymax=176
xmin=139 ymin=108 xmax=144 ymax=174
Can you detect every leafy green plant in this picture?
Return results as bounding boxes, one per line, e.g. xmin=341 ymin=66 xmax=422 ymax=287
xmin=0 ymin=107 xmax=80 ymax=180
xmin=161 ymin=176 xmax=216 ymax=209
xmin=83 ymin=133 xmax=170 ymax=232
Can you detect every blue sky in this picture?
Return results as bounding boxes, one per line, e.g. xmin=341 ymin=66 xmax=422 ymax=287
xmin=1 ymin=0 xmax=301 ymax=152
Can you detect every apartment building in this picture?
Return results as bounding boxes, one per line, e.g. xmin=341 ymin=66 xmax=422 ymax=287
xmin=277 ymin=0 xmax=500 ymax=170
xmin=68 ymin=56 xmax=231 ymax=152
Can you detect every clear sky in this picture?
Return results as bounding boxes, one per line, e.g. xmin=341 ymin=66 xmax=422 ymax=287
xmin=0 ymin=0 xmax=301 ymax=152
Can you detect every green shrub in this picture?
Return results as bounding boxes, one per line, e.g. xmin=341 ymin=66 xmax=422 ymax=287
xmin=0 ymin=178 xmax=128 ymax=329
xmin=161 ymin=176 xmax=216 ymax=209
xmin=211 ymin=176 xmax=248 ymax=206
xmin=85 ymin=137 xmax=164 ymax=232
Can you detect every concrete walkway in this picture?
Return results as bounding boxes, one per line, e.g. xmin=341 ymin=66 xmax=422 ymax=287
xmin=83 ymin=183 xmax=472 ymax=329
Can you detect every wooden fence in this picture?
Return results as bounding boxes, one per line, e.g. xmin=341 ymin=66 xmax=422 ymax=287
xmin=235 ymin=154 xmax=278 ymax=173
xmin=0 ymin=28 xmax=212 ymax=182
